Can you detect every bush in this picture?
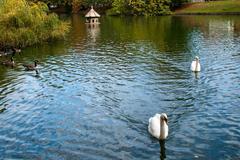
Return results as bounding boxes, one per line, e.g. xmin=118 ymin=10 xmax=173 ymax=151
xmin=107 ymin=0 xmax=171 ymax=16
xmin=0 ymin=0 xmax=70 ymax=48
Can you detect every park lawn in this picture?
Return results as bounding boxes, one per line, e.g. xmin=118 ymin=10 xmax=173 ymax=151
xmin=175 ymin=0 xmax=240 ymax=14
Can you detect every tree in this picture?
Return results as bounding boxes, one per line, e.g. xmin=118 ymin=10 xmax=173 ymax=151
xmin=128 ymin=0 xmax=145 ymax=15
xmin=28 ymin=0 xmax=114 ymax=13
xmin=71 ymin=0 xmax=83 ymax=13
xmin=145 ymin=0 xmax=171 ymax=16
xmin=108 ymin=0 xmax=171 ymax=16
xmin=107 ymin=0 xmax=126 ymax=15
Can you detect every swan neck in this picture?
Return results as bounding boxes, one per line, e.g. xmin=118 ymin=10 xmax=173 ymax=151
xmin=159 ymin=118 xmax=166 ymax=140
xmin=195 ymin=60 xmax=198 ymax=71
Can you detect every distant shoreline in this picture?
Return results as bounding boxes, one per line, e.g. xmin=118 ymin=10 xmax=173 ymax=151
xmin=174 ymin=12 xmax=240 ymax=16
xmin=173 ymin=0 xmax=240 ymax=16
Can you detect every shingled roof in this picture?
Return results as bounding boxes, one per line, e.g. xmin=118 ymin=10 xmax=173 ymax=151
xmin=85 ymin=6 xmax=100 ymax=18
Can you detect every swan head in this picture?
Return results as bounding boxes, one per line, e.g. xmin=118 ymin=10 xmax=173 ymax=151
xmin=160 ymin=113 xmax=168 ymax=124
xmin=195 ymin=56 xmax=199 ymax=61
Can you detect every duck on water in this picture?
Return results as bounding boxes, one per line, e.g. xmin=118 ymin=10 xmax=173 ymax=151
xmin=23 ymin=60 xmax=39 ymax=71
xmin=0 ymin=46 xmax=21 ymax=57
xmin=0 ymin=56 xmax=15 ymax=67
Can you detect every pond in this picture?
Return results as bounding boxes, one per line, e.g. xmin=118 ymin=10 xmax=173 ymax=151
xmin=0 ymin=15 xmax=240 ymax=159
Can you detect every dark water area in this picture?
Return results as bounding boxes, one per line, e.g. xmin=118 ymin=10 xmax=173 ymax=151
xmin=0 ymin=15 xmax=240 ymax=159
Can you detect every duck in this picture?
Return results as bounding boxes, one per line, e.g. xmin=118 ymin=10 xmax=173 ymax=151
xmin=23 ymin=60 xmax=39 ymax=71
xmin=0 ymin=107 xmax=6 ymax=113
xmin=1 ymin=57 xmax=15 ymax=67
xmin=0 ymin=47 xmax=8 ymax=56
xmin=191 ymin=56 xmax=201 ymax=72
xmin=148 ymin=113 xmax=168 ymax=140
xmin=0 ymin=51 xmax=7 ymax=56
xmin=14 ymin=48 xmax=21 ymax=53
xmin=12 ymin=47 xmax=21 ymax=54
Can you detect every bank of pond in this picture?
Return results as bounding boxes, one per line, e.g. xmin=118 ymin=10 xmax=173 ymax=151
xmin=0 ymin=0 xmax=70 ymax=51
xmin=1 ymin=0 xmax=240 ymax=50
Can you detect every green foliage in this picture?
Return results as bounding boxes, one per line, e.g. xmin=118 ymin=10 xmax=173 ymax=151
xmin=107 ymin=0 xmax=126 ymax=15
xmin=29 ymin=0 xmax=114 ymax=8
xmin=128 ymin=0 xmax=145 ymax=15
xmin=0 ymin=0 xmax=70 ymax=47
xmin=108 ymin=0 xmax=171 ymax=16
xmin=83 ymin=0 xmax=113 ymax=6
xmin=30 ymin=0 xmax=69 ymax=5
xmin=28 ymin=0 xmax=114 ymax=13
xmin=29 ymin=0 xmax=172 ymax=15
xmin=145 ymin=0 xmax=172 ymax=16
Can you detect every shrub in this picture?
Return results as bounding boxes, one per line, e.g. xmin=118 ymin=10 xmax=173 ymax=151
xmin=0 ymin=0 xmax=70 ymax=48
xmin=107 ymin=0 xmax=171 ymax=16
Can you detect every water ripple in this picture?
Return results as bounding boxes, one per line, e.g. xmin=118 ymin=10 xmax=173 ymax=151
xmin=0 ymin=16 xmax=240 ymax=159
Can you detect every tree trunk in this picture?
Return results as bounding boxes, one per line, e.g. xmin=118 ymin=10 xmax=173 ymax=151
xmin=72 ymin=0 xmax=82 ymax=13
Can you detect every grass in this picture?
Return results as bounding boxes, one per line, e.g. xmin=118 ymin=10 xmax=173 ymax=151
xmin=175 ymin=0 xmax=240 ymax=14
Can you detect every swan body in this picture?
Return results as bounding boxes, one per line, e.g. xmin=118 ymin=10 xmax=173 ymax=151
xmin=148 ymin=113 xmax=168 ymax=140
xmin=191 ymin=56 xmax=201 ymax=72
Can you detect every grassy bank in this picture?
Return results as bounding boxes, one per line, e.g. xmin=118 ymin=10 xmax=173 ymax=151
xmin=175 ymin=0 xmax=240 ymax=15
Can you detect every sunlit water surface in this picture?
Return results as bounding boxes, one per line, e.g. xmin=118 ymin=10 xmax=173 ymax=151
xmin=0 ymin=15 xmax=240 ymax=159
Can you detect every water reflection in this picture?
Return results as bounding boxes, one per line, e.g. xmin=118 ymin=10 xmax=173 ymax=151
xmin=208 ymin=19 xmax=234 ymax=38
xmin=193 ymin=71 xmax=200 ymax=79
xmin=159 ymin=140 xmax=166 ymax=160
xmin=86 ymin=24 xmax=100 ymax=43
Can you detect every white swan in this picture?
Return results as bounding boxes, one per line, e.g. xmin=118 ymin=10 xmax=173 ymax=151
xmin=148 ymin=113 xmax=168 ymax=140
xmin=191 ymin=56 xmax=201 ymax=72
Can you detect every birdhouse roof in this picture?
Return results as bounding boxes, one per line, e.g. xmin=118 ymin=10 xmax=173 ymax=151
xmin=85 ymin=6 xmax=100 ymax=18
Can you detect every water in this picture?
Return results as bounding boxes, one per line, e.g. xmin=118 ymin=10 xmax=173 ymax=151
xmin=0 ymin=15 xmax=240 ymax=159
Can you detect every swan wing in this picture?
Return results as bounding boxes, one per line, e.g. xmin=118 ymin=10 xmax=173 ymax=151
xmin=191 ymin=60 xmax=201 ymax=72
xmin=198 ymin=63 xmax=201 ymax=71
xmin=148 ymin=115 xmax=160 ymax=139
xmin=191 ymin=60 xmax=196 ymax=71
